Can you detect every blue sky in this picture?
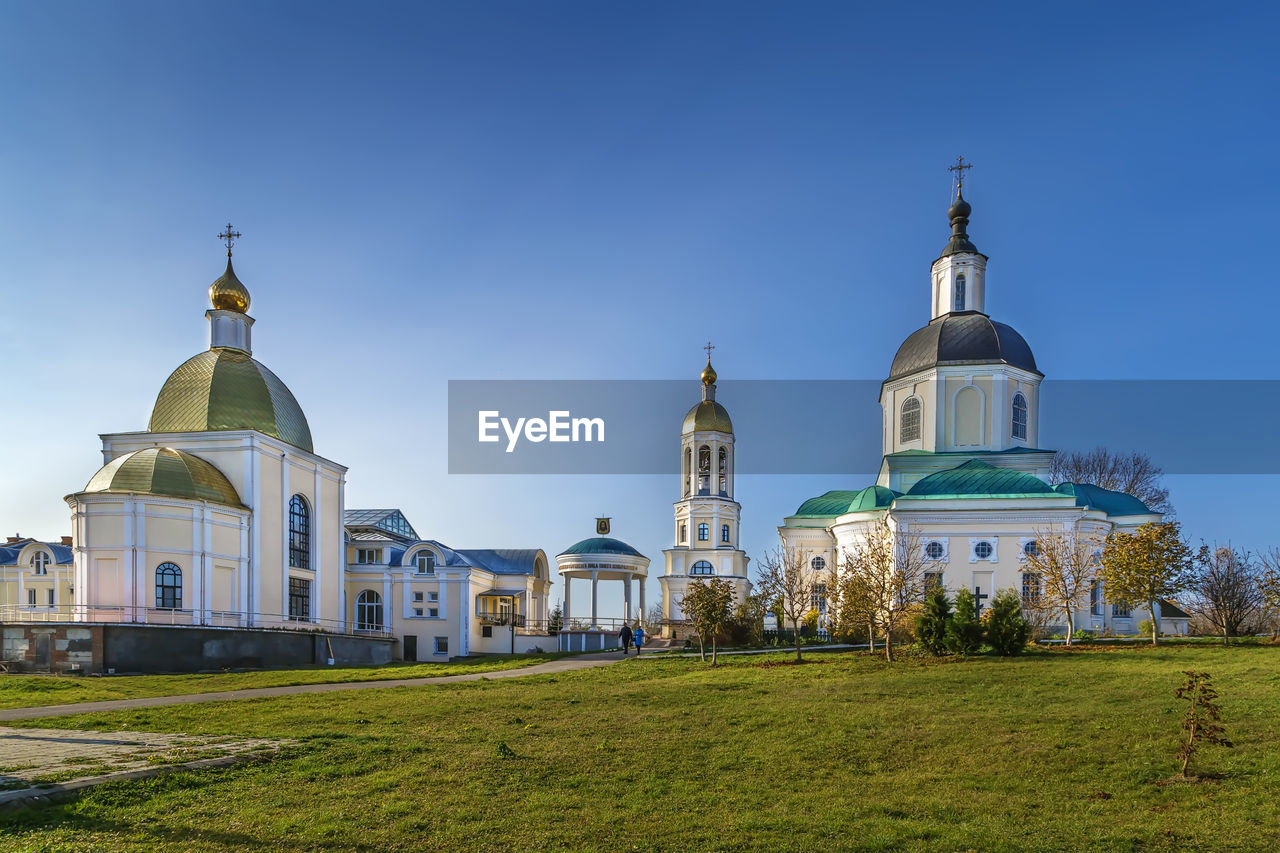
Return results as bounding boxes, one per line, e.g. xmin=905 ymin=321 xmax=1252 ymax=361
xmin=3 ymin=1 xmax=1277 ymax=613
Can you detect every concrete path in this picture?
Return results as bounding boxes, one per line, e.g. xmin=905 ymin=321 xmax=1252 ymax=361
xmin=0 ymin=652 xmax=628 ymax=722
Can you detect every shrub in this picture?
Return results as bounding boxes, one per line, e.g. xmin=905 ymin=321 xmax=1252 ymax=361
xmin=916 ymin=586 xmax=952 ymax=656
xmin=1137 ymin=619 xmax=1154 ymax=638
xmin=946 ymin=589 xmax=984 ymax=655
xmin=987 ymin=589 xmax=1031 ymax=656
xmin=1175 ymin=671 xmax=1232 ymax=778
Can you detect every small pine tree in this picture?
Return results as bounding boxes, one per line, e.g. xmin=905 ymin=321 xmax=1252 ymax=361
xmin=916 ymin=586 xmax=952 ymax=655
xmin=946 ymin=588 xmax=984 ymax=655
xmin=987 ymin=589 xmax=1031 ymax=656
xmin=1175 ymin=671 xmax=1232 ymax=778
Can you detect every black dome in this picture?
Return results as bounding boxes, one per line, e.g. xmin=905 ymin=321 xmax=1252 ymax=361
xmin=889 ymin=311 xmax=1038 ymax=380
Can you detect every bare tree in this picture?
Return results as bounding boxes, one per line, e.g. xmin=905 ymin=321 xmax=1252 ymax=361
xmin=1258 ymin=548 xmax=1280 ymax=639
xmin=1023 ymin=528 xmax=1103 ymax=645
xmin=755 ymin=547 xmax=822 ymax=663
xmin=1049 ymin=447 xmax=1173 ymax=517
xmin=1186 ymin=544 xmax=1262 ymax=643
xmin=843 ymin=519 xmax=928 ymax=662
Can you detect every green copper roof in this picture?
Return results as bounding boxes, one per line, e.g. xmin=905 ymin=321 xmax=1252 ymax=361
xmin=83 ymin=447 xmax=244 ymax=508
xmin=906 ymin=459 xmax=1055 ymax=498
xmin=791 ymin=485 xmax=901 ymax=518
xmin=1053 ymin=482 xmax=1154 ymax=516
xmin=149 ymin=347 xmax=314 ymax=453
xmin=559 ymin=537 xmax=644 ymax=558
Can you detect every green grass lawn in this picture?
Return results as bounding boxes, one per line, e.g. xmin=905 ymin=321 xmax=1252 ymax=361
xmin=2 ymin=644 xmax=1278 ymax=851
xmin=0 ymin=654 xmax=574 ymax=710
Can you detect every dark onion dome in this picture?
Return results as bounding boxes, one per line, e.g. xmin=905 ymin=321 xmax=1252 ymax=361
xmin=149 ymin=347 xmax=314 ymax=453
xmin=558 ymin=536 xmax=644 ymax=558
xmin=82 ymin=447 xmax=244 ymax=507
xmin=888 ymin=311 xmax=1038 ymax=381
xmin=940 ymin=189 xmax=982 ymax=258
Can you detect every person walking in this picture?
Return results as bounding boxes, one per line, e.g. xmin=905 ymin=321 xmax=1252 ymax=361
xmin=633 ymin=624 xmax=646 ymax=655
xmin=619 ymin=622 xmax=633 ymax=655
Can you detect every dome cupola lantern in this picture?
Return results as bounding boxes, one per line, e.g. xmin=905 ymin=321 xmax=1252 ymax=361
xmin=206 ymin=223 xmax=255 ymax=354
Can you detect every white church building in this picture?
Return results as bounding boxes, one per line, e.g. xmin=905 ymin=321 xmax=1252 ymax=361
xmin=778 ymin=184 xmax=1184 ymax=636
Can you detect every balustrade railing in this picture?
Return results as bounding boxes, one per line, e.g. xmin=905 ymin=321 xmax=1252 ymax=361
xmin=0 ymin=603 xmax=392 ymax=637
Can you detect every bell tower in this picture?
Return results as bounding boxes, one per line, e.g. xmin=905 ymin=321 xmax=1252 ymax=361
xmin=659 ymin=347 xmax=752 ymax=638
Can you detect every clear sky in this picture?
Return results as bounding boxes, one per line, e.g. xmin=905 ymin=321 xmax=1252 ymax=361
xmin=3 ymin=1 xmax=1278 ymax=615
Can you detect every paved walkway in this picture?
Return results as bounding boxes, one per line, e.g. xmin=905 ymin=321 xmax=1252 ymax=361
xmin=0 ymin=652 xmax=628 ymax=722
xmin=0 ymin=726 xmax=285 ymax=806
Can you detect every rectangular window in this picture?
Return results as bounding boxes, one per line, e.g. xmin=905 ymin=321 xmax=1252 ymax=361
xmin=413 ymin=608 xmax=424 ymax=617
xmin=415 ymin=552 xmax=435 ymax=574
xmin=428 ymin=607 xmax=439 ymax=618
xmin=413 ymin=592 xmax=424 ymax=603
xmin=721 ymin=524 xmax=730 ymax=543
xmin=47 ymin=589 xmax=55 ymax=606
xmin=1021 ymin=572 xmax=1041 ymax=604
xmin=434 ymin=636 xmax=448 ymax=655
xmin=288 ymin=577 xmax=311 ymax=621
xmin=924 ymin=571 xmax=944 ymax=593
xmin=811 ymin=583 xmax=828 ymax=614
xmin=698 ymin=523 xmax=709 ymax=541
xmin=428 ymin=591 xmax=439 ymax=603
xmin=356 ymin=548 xmax=382 ymax=565
xmin=28 ymin=589 xmax=36 ymax=605
xmin=482 ymin=625 xmax=493 ymax=638
xmin=1090 ymin=582 xmax=1102 ymax=616
xmin=1112 ymin=602 xmax=1131 ymax=618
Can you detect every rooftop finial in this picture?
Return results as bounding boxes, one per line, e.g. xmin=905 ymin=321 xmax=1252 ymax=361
xmin=948 ymin=155 xmax=973 ymax=198
xmin=700 ymin=342 xmax=718 ymax=396
xmin=218 ymin=223 xmax=242 ymax=258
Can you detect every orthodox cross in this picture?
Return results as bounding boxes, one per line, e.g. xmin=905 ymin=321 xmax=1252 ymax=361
xmin=703 ymin=341 xmax=715 ymax=361
xmin=973 ymin=585 xmax=989 ymax=617
xmin=948 ymin=156 xmax=973 ymax=193
xmin=218 ymin=223 xmax=242 ymax=257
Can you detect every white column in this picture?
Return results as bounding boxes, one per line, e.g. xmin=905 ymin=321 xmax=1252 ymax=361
xmin=563 ymin=575 xmax=571 ymax=625
xmin=623 ymin=576 xmax=632 ymax=621
xmin=590 ymin=570 xmax=598 ymax=628
xmin=336 ymin=472 xmax=346 ymax=631
xmin=639 ymin=580 xmax=647 ymax=626
xmin=280 ymin=454 xmax=290 ymax=624
xmin=382 ymin=576 xmax=392 ymax=631
xmin=313 ymin=465 xmax=323 ymax=622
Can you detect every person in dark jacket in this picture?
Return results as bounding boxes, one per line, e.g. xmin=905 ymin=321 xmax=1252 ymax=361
xmin=619 ymin=623 xmax=633 ymax=654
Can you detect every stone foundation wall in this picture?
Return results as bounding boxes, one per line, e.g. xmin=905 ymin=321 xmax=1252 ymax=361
xmin=0 ymin=623 xmax=393 ymax=674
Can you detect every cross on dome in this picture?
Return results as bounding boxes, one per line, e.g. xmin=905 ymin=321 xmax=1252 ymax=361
xmin=948 ymin=156 xmax=973 ymax=195
xmin=218 ymin=223 xmax=242 ymax=257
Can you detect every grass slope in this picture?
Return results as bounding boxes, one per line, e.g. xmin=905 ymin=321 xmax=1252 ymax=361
xmin=0 ymin=654 xmax=569 ymax=710
xmin=2 ymin=645 xmax=1278 ymax=852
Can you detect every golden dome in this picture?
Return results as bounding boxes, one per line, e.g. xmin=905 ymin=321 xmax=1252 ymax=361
xmin=209 ymin=257 xmax=251 ymax=313
xmin=149 ymin=347 xmax=314 ymax=453
xmin=701 ymin=360 xmax=717 ymax=386
xmin=682 ymin=400 xmax=733 ymax=434
xmin=83 ymin=447 xmax=243 ymax=507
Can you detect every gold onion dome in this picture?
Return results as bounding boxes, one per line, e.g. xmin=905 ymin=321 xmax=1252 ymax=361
xmin=700 ymin=360 xmax=717 ymax=386
xmin=209 ymin=257 xmax=251 ymax=313
xmin=149 ymin=348 xmax=314 ymax=453
xmin=83 ymin=447 xmax=243 ymax=507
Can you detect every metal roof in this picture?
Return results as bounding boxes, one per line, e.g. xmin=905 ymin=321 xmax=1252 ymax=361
xmin=343 ymin=509 xmax=418 ymax=541
xmin=0 ymin=541 xmax=73 ymax=566
xmin=889 ymin=311 xmax=1038 ymax=381
xmin=906 ymin=459 xmax=1056 ymax=498
xmin=1053 ymin=482 xmax=1154 ymax=517
xmin=559 ymin=537 xmax=644 ymax=558
xmin=456 ymin=549 xmax=544 ymax=576
xmin=791 ymin=485 xmax=900 ymax=518
xmin=82 ymin=447 xmax=244 ymax=508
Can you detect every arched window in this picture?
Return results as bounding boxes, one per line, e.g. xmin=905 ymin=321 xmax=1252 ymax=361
xmin=697 ymin=446 xmax=711 ymax=493
xmin=30 ymin=551 xmax=50 ymax=575
xmin=1012 ymin=393 xmax=1028 ymax=440
xmin=697 ymin=523 xmax=709 ymax=541
xmin=954 ymin=274 xmax=966 ymax=312
xmin=690 ymin=560 xmax=713 ymax=575
xmin=683 ymin=447 xmax=692 ymax=496
xmin=289 ymin=494 xmax=311 ymax=569
xmin=721 ymin=524 xmax=730 ymax=543
xmin=718 ymin=447 xmax=728 ymax=494
xmin=356 ymin=589 xmax=384 ymax=631
xmin=155 ymin=563 xmax=182 ymax=610
xmin=810 ymin=556 xmax=826 ymax=572
xmin=900 ymin=398 xmax=922 ymax=443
